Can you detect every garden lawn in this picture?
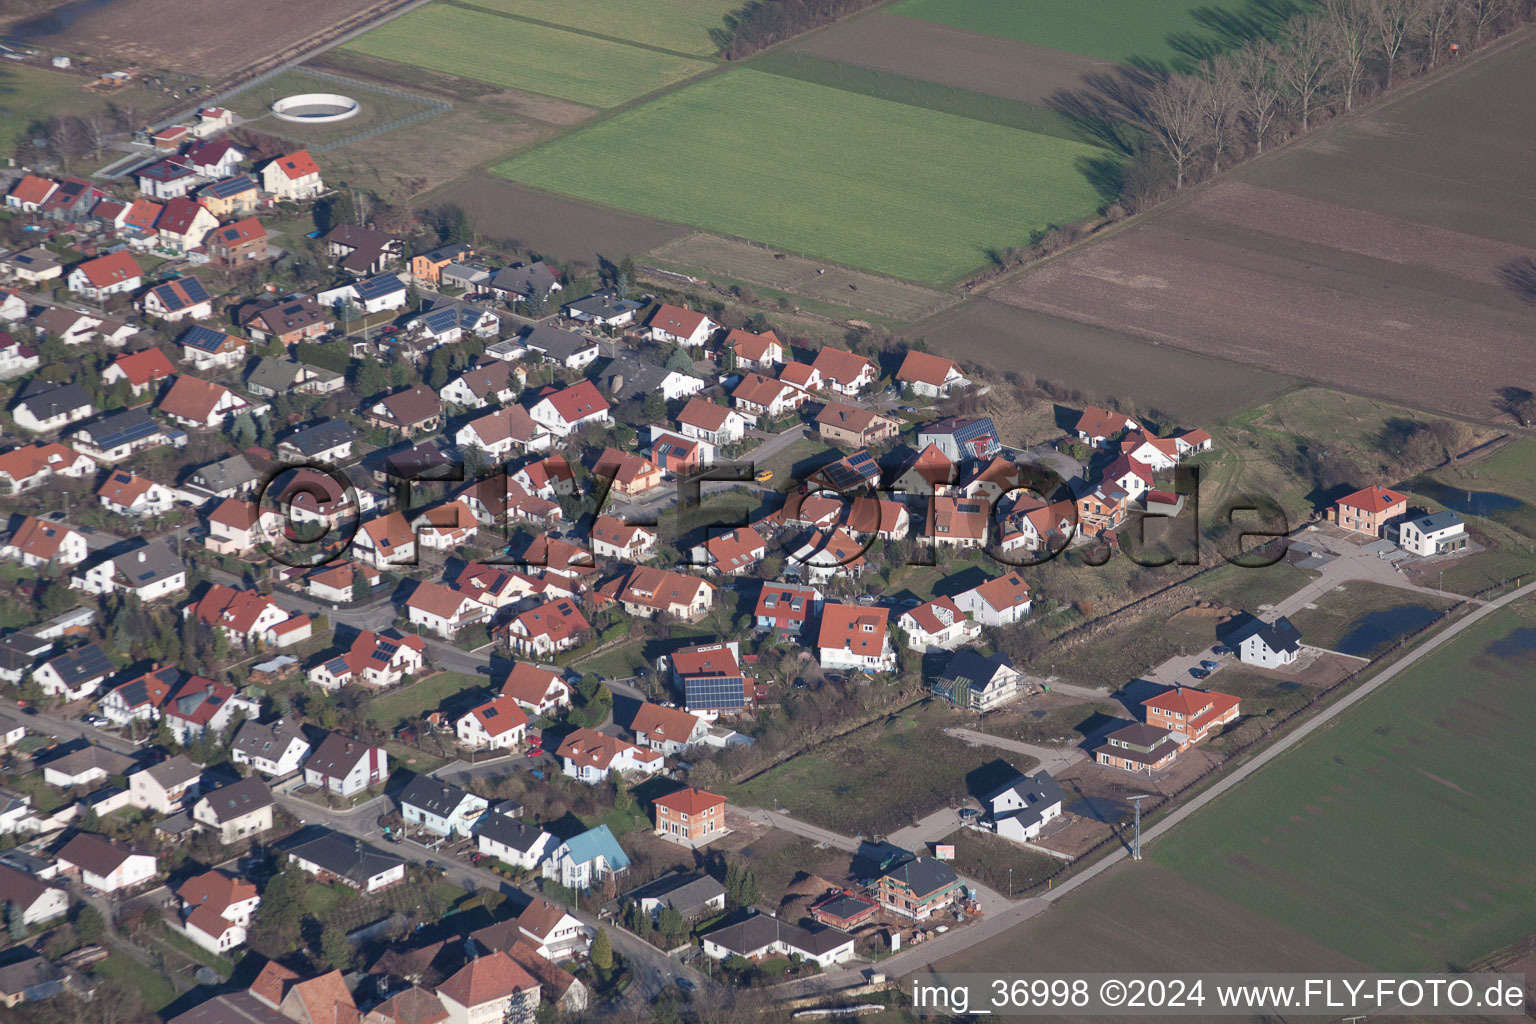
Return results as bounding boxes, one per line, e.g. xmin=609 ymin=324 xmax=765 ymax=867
xmin=93 ymin=954 xmax=177 ymax=1013
xmin=365 ymin=671 xmax=489 ymax=730
xmin=461 ymin=0 xmax=737 ymax=55
xmin=341 ymin=4 xmax=712 ymax=108
xmin=1287 ymin=581 xmax=1454 ymax=658
xmin=0 ymin=64 xmax=161 ymax=153
xmin=1152 ymin=605 xmax=1536 ymax=969
xmin=496 ymin=69 xmax=1109 ymax=284
xmin=887 ymin=0 xmax=1263 ymax=66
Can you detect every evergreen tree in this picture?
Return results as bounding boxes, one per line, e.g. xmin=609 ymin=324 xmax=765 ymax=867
xmin=641 ymin=392 xmax=666 ymax=422
xmin=74 ymin=905 xmax=105 ymax=945
xmin=590 ymin=926 xmax=613 ymax=971
xmin=657 ymin=905 xmax=685 ymax=947
xmin=320 ymin=924 xmax=352 ymax=970
xmin=6 ymin=901 xmax=26 ymax=941
xmin=351 ymin=570 xmax=370 ymax=603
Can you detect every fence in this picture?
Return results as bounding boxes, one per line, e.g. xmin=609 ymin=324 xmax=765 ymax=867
xmin=214 ymin=65 xmax=452 ymax=155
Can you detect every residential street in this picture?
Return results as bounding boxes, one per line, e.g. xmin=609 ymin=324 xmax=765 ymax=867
xmin=942 ymin=727 xmax=1088 ymax=777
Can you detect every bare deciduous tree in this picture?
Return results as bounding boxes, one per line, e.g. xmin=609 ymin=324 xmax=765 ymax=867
xmin=1461 ymin=0 xmax=1514 ymax=43
xmin=81 ymin=115 xmax=109 ymax=160
xmin=1144 ymin=74 xmax=1207 ymax=189
xmin=1233 ymin=40 xmax=1284 ymax=153
xmin=1369 ymin=0 xmax=1427 ymax=86
xmin=1420 ymin=0 xmax=1460 ymax=67
xmin=1323 ymin=0 xmax=1373 ymax=110
xmin=1198 ymin=57 xmax=1245 ymax=173
xmin=1276 ymin=15 xmax=1336 ymax=130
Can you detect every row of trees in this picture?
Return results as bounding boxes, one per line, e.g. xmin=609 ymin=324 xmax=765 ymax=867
xmin=710 ymin=0 xmax=885 ymax=59
xmin=1130 ymin=0 xmax=1534 ymax=198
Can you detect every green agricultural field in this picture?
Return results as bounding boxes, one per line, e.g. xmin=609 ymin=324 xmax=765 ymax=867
xmin=497 ymin=69 xmax=1110 ymax=284
xmin=887 ymin=0 xmax=1264 ymax=66
xmin=1153 ymin=605 xmax=1536 ymax=969
xmin=460 ymin=0 xmax=736 ymax=55
xmin=0 ymin=63 xmax=161 ymax=154
xmin=341 ymin=4 xmax=712 ymax=108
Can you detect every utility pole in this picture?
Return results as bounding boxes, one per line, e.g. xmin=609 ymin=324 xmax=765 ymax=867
xmin=1128 ymin=795 xmax=1149 ymax=860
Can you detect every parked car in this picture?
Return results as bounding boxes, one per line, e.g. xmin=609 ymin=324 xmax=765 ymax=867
xmin=81 ymin=714 xmax=108 ymax=727
xmin=1200 ymin=659 xmax=1220 ymax=671
xmin=1189 ymin=667 xmax=1210 ymax=680
xmin=1212 ymin=645 xmax=1233 ymax=655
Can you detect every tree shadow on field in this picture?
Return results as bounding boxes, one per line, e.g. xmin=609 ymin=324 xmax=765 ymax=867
xmin=1498 ymin=257 xmax=1536 ymax=306
xmin=1045 ymin=64 xmax=1165 ymax=156
xmin=1076 ymin=154 xmax=1125 ymax=205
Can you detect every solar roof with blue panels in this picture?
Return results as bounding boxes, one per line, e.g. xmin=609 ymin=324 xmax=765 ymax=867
xmin=85 ymin=408 xmax=161 ymax=449
xmin=180 ymin=324 xmax=233 ymax=352
xmin=149 ymin=276 xmax=210 ymax=312
xmin=820 ymin=449 xmax=880 ymax=491
xmin=420 ymin=308 xmax=459 ymax=334
xmin=357 ymin=274 xmax=404 ymax=302
xmin=203 ymin=175 xmax=256 ymax=198
xmin=685 ymin=673 xmax=746 ymax=711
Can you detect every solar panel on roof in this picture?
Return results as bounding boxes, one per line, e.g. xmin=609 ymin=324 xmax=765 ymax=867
xmin=685 ymin=675 xmax=745 ymax=711
xmin=181 ymin=278 xmax=210 ymax=303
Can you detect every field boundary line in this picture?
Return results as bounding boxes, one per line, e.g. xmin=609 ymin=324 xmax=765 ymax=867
xmin=443 ymin=0 xmax=726 ymax=62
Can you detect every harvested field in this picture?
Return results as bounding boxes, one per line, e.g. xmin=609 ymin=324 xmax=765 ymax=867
xmin=992 ymin=181 xmax=1536 ymax=421
xmin=1243 ymin=35 xmax=1536 ymax=250
xmin=649 ymin=234 xmax=955 ymax=321
xmin=433 ymin=174 xmax=689 ymax=266
xmin=341 ymin=4 xmax=713 ymax=108
xmin=497 ymin=69 xmax=1111 ymax=285
xmin=1155 ymin=606 xmax=1536 ymax=969
xmin=913 ymin=296 xmax=1294 ymax=423
xmin=785 ymin=13 xmax=1114 ymax=106
xmin=3 ymin=0 xmax=390 ymax=78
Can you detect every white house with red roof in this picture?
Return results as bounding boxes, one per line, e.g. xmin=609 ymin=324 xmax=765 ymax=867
xmin=102 ymin=347 xmax=177 ymax=396
xmin=6 ymin=174 xmax=58 ymax=212
xmin=2 ymin=515 xmax=89 ymax=568
xmin=897 ymin=596 xmax=981 ymax=651
xmin=693 ymin=525 xmax=766 ymax=576
xmin=896 ymin=350 xmax=968 ymax=398
xmin=204 ymin=499 xmax=278 ymax=555
xmin=1175 ymin=429 xmax=1214 ymax=456
xmin=809 ymin=347 xmax=876 ymax=396
xmin=645 ymin=304 xmax=716 ymax=347
xmin=1102 ymin=453 xmax=1155 ymax=499
xmin=152 ymin=197 xmax=219 ymax=255
xmin=732 ymin=372 xmax=809 ymax=419
xmin=556 ymin=728 xmax=663 ymax=784
xmin=405 ymin=581 xmax=488 ymax=638
xmin=456 ymin=694 xmax=530 ymax=751
xmin=354 ymin=511 xmax=417 ymax=569
xmin=97 ymin=469 xmax=175 ymax=517
xmin=725 ymin=327 xmax=783 ymax=369
xmin=954 ymin=572 xmax=1032 ymax=627
xmin=499 ymin=662 xmax=572 ymax=716
xmin=527 ymin=379 xmax=611 ymax=437
xmin=612 ymin=566 xmax=714 ymax=621
xmin=0 ymin=442 xmax=96 ymax=493
xmin=66 ymin=251 xmax=143 ymax=299
xmin=1074 ymin=406 xmax=1141 ymax=448
xmin=501 ymin=597 xmax=590 ymax=657
xmin=184 ymin=583 xmax=313 ymax=648
xmin=589 ymin=514 xmax=658 ymax=562
xmin=260 ymin=150 xmax=323 ymax=200
xmin=307 ymin=629 xmax=426 ymax=690
xmin=162 ymin=676 xmax=259 ymax=744
xmin=630 ymin=702 xmax=707 ymax=755
xmin=817 ymin=603 xmax=894 ymax=672
xmin=410 ymin=503 xmax=479 ymax=552
xmin=677 ymin=397 xmax=747 ymax=445
xmin=157 ymin=375 xmax=251 ymax=429
xmin=1119 ymin=431 xmax=1181 ymax=472
xmin=177 ymin=869 xmax=259 ymax=955
xmin=754 ymin=582 xmax=822 ymax=638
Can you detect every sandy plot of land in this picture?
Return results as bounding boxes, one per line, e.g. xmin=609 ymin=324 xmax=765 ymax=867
xmin=992 ymin=181 xmax=1536 ymax=420
xmin=789 ymin=13 xmax=1115 ymax=105
xmin=6 ymin=0 xmax=390 ymax=77
xmin=433 ymin=173 xmax=690 ymax=267
xmin=913 ymin=294 xmax=1293 ymax=422
xmin=650 ymin=233 xmax=955 ymax=321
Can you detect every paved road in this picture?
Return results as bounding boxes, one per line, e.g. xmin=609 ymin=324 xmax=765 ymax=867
xmin=943 ymin=727 xmax=1087 ymax=777
xmin=731 ymin=807 xmax=862 ymax=852
xmin=0 ymin=694 xmax=139 ymax=755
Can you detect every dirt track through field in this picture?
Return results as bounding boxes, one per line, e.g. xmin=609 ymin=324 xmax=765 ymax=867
xmin=991 ymin=181 xmax=1536 ymax=420
xmin=433 ymin=174 xmax=689 ymax=267
xmin=788 ymin=13 xmax=1115 ymax=105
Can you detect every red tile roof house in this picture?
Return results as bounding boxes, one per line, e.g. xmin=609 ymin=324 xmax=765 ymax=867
xmin=816 ymin=401 xmax=898 ymax=447
xmin=652 ymin=786 xmax=728 ymax=846
xmin=644 ymin=303 xmax=717 ymax=347
xmin=260 ymin=149 xmax=324 ymax=200
xmin=589 ymin=514 xmax=658 ymax=562
xmin=677 ymin=396 xmax=748 ymax=445
xmin=1073 ymin=406 xmax=1141 ymax=448
xmin=6 ymin=173 xmax=59 ymax=212
xmin=306 ymin=629 xmax=426 ymax=690
xmin=157 ymin=374 xmax=251 ymax=429
xmin=65 ymin=251 xmax=143 ymax=300
xmin=1333 ymin=484 xmax=1409 ymax=537
xmin=527 ymin=379 xmax=612 ymax=437
xmin=1119 ymin=430 xmax=1182 ymax=472
xmin=367 ymin=385 xmax=443 ymax=436
xmin=96 ymin=469 xmax=175 ymax=517
xmin=456 ymin=693 xmax=530 ymax=751
xmin=789 ymin=526 xmax=869 ymax=585
xmin=954 ymin=571 xmax=1032 ymax=627
xmin=102 ymin=346 xmax=176 ymax=396
xmin=354 ymin=511 xmax=417 ymax=570
xmin=810 ymin=346 xmax=877 ymax=396
xmin=410 ymin=502 xmax=480 ymax=552
xmin=632 ymin=702 xmax=708 ymax=756
xmin=614 ymin=566 xmax=714 ymax=621
xmin=499 ymin=662 xmax=573 ymax=716
xmin=2 ymin=515 xmax=89 ymax=568
xmin=724 ymin=327 xmax=784 ymax=369
xmin=177 ymin=869 xmax=259 ymax=954
xmin=1143 ymin=685 xmax=1240 ymax=749
xmin=694 ymin=525 xmax=767 ymax=576
xmin=754 ymin=582 xmax=823 ymax=638
xmin=897 ymin=596 xmax=981 ymax=651
xmin=556 ymin=727 xmax=664 ymax=784
xmin=896 ymin=350 xmax=969 ymax=398
xmin=405 ymin=580 xmax=489 ymax=639
xmin=593 ymin=447 xmax=665 ymax=498
xmin=0 ymin=442 xmax=96 ymax=494
xmin=732 ymin=371 xmax=810 ymax=419
xmin=928 ymin=494 xmax=990 ymax=549
xmin=456 ymin=404 xmax=550 ymax=458
xmin=501 ymin=597 xmax=591 ymax=658
xmin=184 ymin=583 xmax=314 ymax=648
xmin=151 ymin=196 xmax=219 ymax=254
xmin=204 ymin=216 xmax=269 ymax=269
xmin=817 ymin=603 xmax=895 ymax=673
xmin=1102 ymin=452 xmax=1156 ymax=500
xmin=435 ymin=951 xmax=541 ymax=1024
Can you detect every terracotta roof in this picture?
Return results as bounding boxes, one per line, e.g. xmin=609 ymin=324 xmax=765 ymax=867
xmin=1074 ymin=405 xmax=1134 ymax=439
xmin=677 ymin=397 xmax=734 ymax=432
xmin=187 ymin=583 xmax=285 ymax=634
xmin=593 ymin=448 xmax=661 ymax=489
xmin=725 ymin=327 xmax=780 ymax=361
xmin=652 ymin=786 xmax=725 ymax=816
xmin=1337 ymin=484 xmax=1408 ymax=513
xmin=590 ymin=514 xmax=648 ymax=549
xmin=9 ymin=174 xmax=57 ymax=206
xmin=778 ymin=361 xmax=818 ymax=389
xmin=369 ymin=986 xmax=447 ymax=1024
xmin=73 ymin=251 xmax=141 ymax=288
xmin=555 ymin=727 xmax=659 ymax=772
xmin=249 ymin=960 xmax=300 ymax=1007
xmin=97 ymin=469 xmax=159 ymax=507
xmin=619 ymin=566 xmax=710 ymax=611
xmin=514 ymin=898 xmax=570 ymax=940
xmin=156 ymin=197 xmax=208 ymax=236
xmin=270 ymin=150 xmax=320 ymax=180
xmin=8 ymin=515 xmax=81 ymax=561
xmin=288 ymin=969 xmax=358 ymax=1024
xmin=902 ymin=596 xmax=967 ymax=635
xmin=0 ymin=443 xmax=91 ymax=485
xmin=1144 ymin=685 xmax=1236 ymax=718
xmin=209 ymin=217 xmax=265 ymax=247
xmin=647 ymin=303 xmax=708 ymax=337
xmin=733 ymin=372 xmax=796 ymax=408
xmin=124 ymin=198 xmax=161 ymax=231
xmin=177 ymin=869 xmax=257 ymax=917
xmin=110 ymin=347 xmax=176 ymax=387
xmin=631 ymin=702 xmax=700 ymax=743
xmin=896 ymin=350 xmax=959 ymax=387
xmin=669 ymin=642 xmax=741 ymax=678
xmin=816 ymin=603 xmax=889 ymax=656
xmin=816 ymin=401 xmax=889 ymax=434
xmin=534 ymin=379 xmax=609 ymax=424
xmin=809 ymin=346 xmax=872 ymax=385
xmin=704 ymin=526 xmax=765 ymax=572
xmin=499 ymin=662 xmax=568 ymax=708
xmin=159 ymin=375 xmax=237 ymax=423
xmin=406 ymin=580 xmax=476 ymax=619
xmin=464 ymin=694 xmax=529 ymax=737
xmin=967 ymin=571 xmax=1031 ymax=612
xmin=436 ymin=951 xmax=537 ymax=1008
